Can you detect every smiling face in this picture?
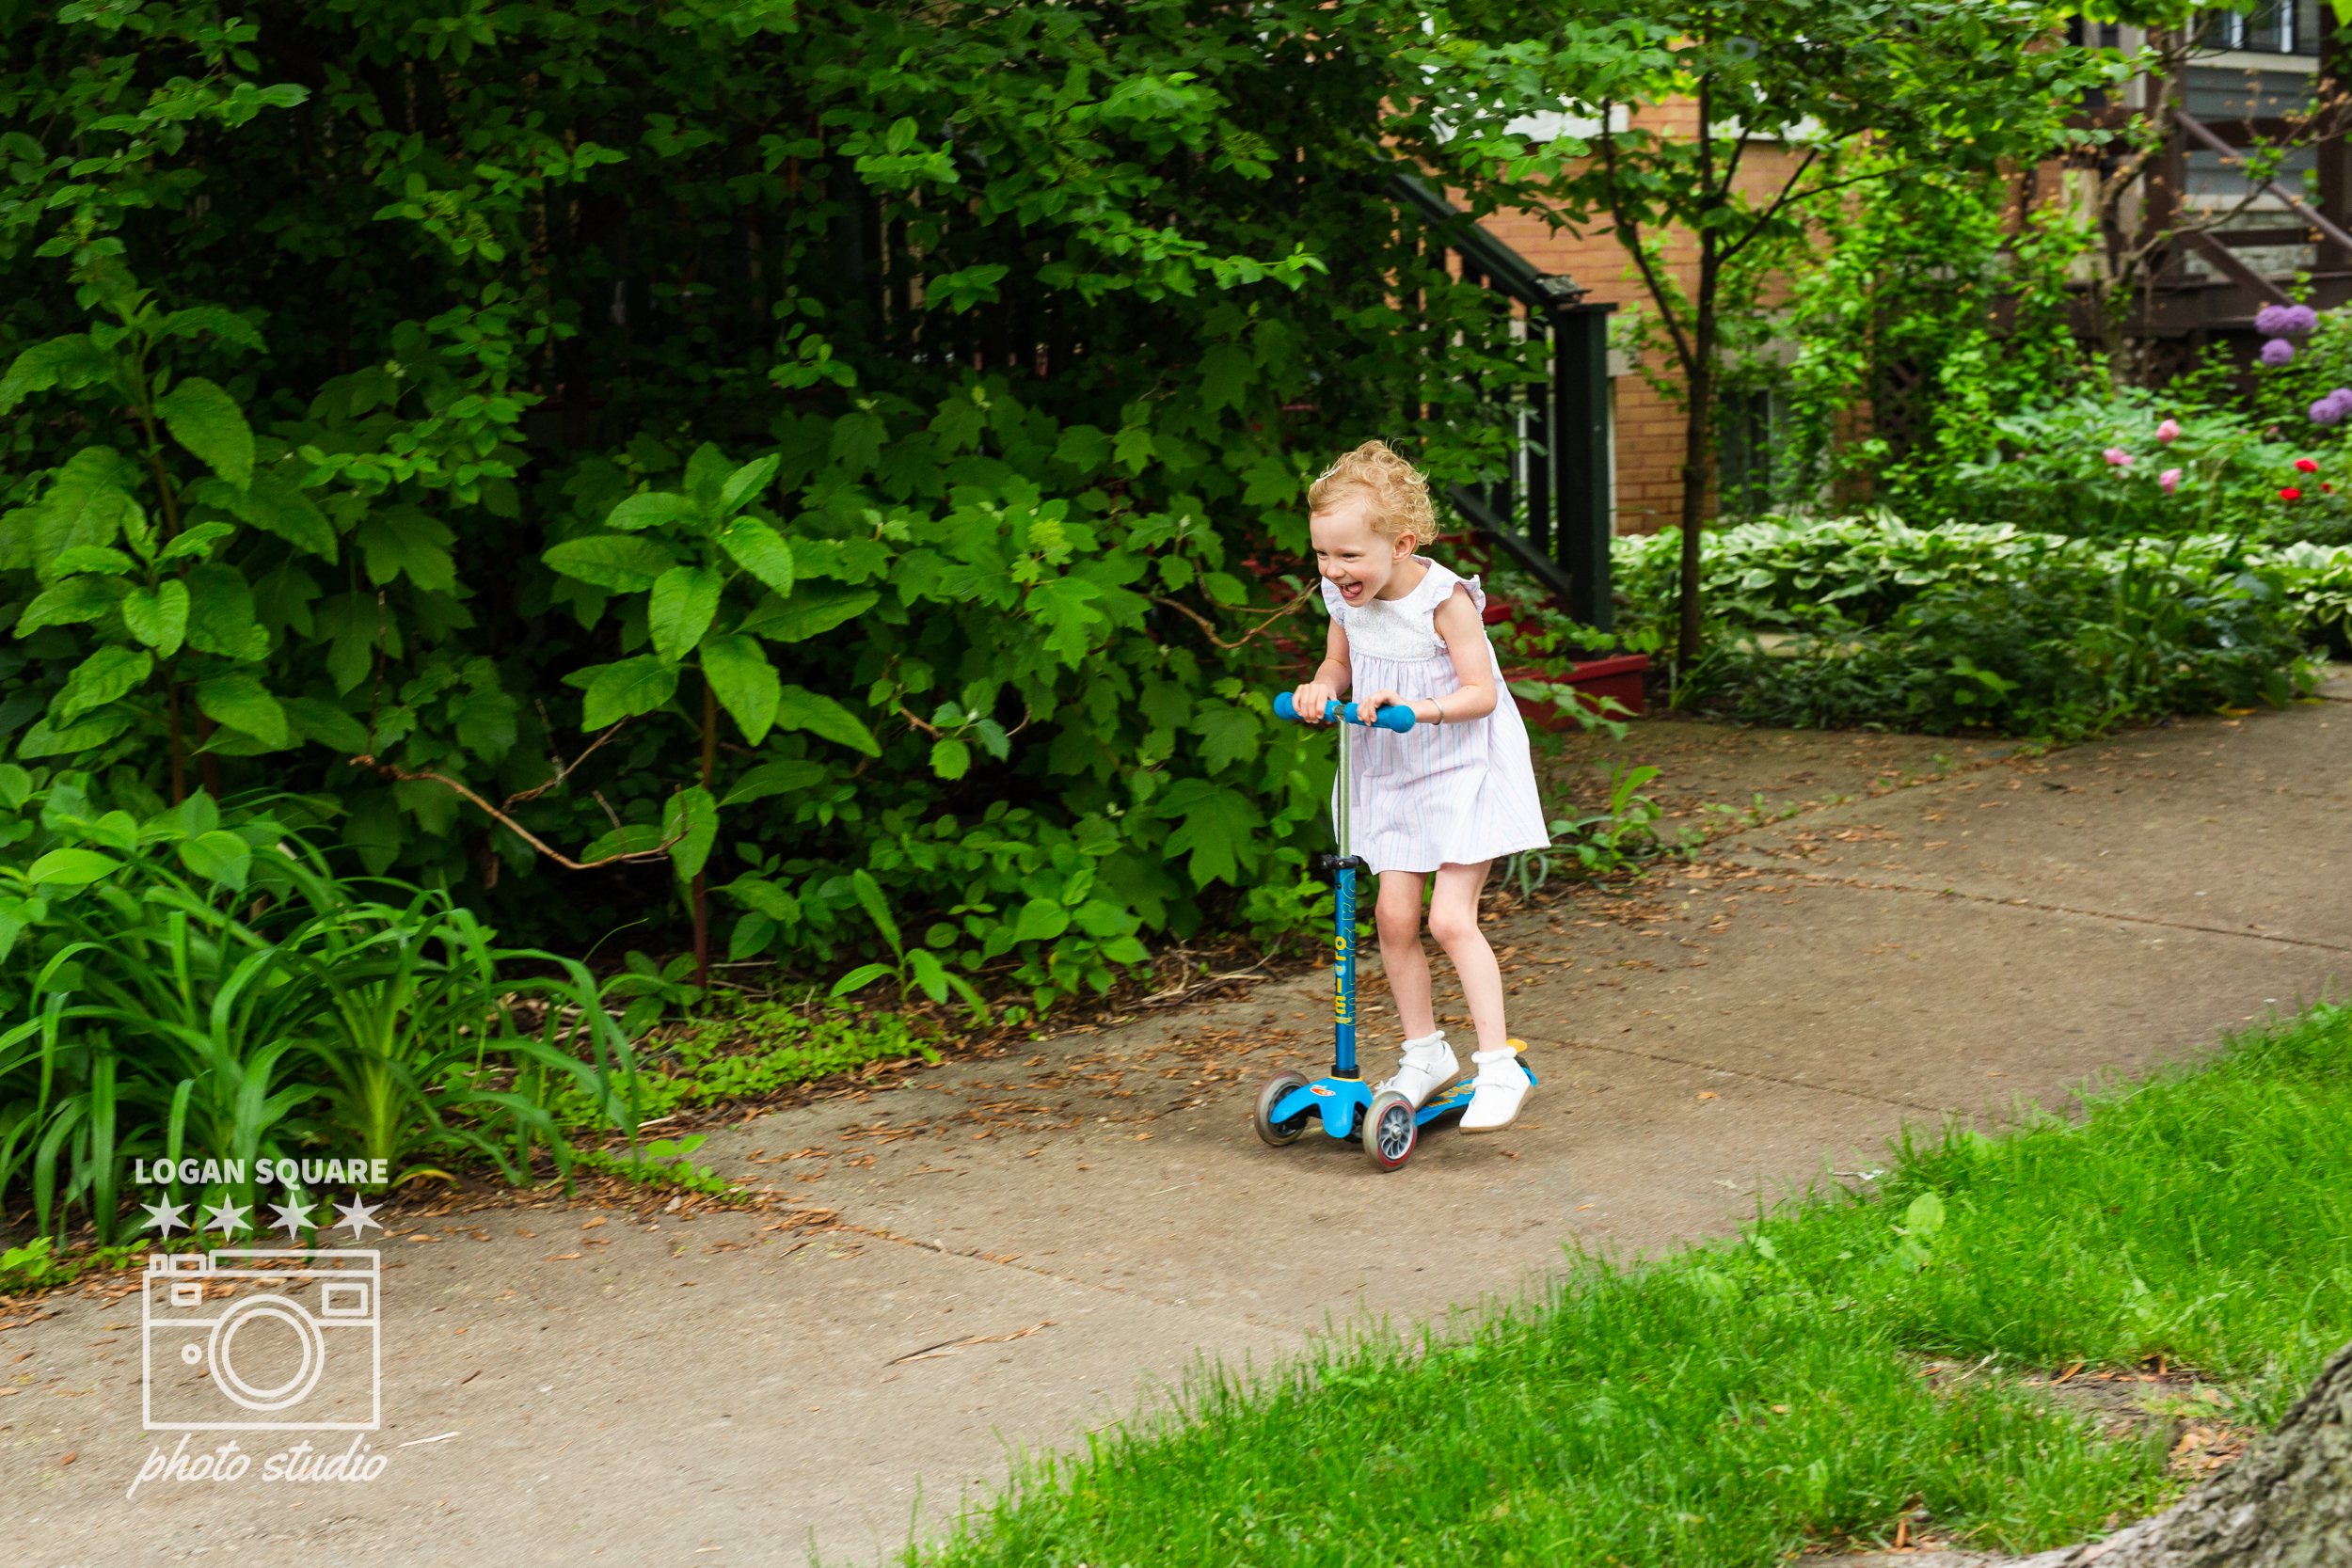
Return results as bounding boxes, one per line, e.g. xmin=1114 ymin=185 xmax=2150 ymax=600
xmin=1310 ymin=492 xmax=1415 ymax=607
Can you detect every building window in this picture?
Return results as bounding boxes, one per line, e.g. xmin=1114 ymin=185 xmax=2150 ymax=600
xmin=2195 ymin=2 xmax=2323 ymax=56
xmin=1718 ymin=389 xmax=1787 ymax=518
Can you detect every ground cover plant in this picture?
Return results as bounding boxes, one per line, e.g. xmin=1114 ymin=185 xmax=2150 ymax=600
xmin=907 ymin=1002 xmax=2352 ymax=1567
xmin=1613 ymin=516 xmax=2333 ymax=737
xmin=0 ymin=767 xmax=640 ymax=1244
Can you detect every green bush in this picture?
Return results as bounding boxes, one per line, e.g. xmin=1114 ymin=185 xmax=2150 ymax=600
xmin=0 ymin=0 xmax=1579 ymax=1017
xmin=0 ymin=768 xmax=638 ymax=1242
xmin=1617 ymin=517 xmax=2328 ymax=737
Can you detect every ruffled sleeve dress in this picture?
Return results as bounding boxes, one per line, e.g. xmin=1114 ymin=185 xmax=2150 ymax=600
xmin=1319 ymin=558 xmax=1551 ymax=875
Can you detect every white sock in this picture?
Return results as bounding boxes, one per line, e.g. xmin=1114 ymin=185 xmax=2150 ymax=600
xmin=1471 ymin=1046 xmax=1526 ymax=1082
xmin=1400 ymin=1031 xmax=1448 ymax=1058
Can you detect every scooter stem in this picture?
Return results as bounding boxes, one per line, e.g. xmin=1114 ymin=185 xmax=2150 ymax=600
xmin=1332 ymin=719 xmax=1358 ymax=1079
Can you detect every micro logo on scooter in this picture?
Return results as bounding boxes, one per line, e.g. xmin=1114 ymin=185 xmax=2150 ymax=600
xmin=1310 ymin=1085 xmax=1336 ymax=1097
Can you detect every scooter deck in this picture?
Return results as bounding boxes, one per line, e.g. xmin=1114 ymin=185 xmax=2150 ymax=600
xmin=1270 ymin=1062 xmax=1540 ymax=1141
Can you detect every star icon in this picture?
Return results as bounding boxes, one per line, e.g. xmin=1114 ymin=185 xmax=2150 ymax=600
xmin=142 ymin=1199 xmax=188 ymax=1236
xmin=268 ymin=1197 xmax=316 ymax=1239
xmin=333 ymin=1194 xmax=383 ymax=1239
xmin=203 ymin=1198 xmax=250 ymax=1237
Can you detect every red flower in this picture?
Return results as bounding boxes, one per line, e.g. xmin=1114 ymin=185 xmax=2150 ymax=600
xmin=2280 ymin=486 xmax=2305 ymax=500
xmin=2296 ymin=457 xmax=2320 ymax=473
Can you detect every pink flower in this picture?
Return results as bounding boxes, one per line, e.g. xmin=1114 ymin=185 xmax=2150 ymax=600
xmin=2159 ymin=467 xmax=2183 ymax=494
xmin=2296 ymin=457 xmax=2320 ymax=473
xmin=2156 ymin=419 xmax=2182 ymax=443
xmin=2103 ymin=447 xmax=2134 ymax=467
xmin=2281 ymin=486 xmax=2305 ymax=501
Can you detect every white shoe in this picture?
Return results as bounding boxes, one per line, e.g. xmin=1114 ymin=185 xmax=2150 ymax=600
xmin=1460 ymin=1047 xmax=1532 ymax=1132
xmin=1375 ymin=1033 xmax=1458 ymax=1109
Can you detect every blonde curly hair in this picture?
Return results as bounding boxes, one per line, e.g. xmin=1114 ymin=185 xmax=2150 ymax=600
xmin=1307 ymin=439 xmax=1434 ymax=546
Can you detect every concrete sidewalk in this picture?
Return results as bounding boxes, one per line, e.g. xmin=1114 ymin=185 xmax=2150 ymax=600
xmin=5 ymin=704 xmax=2345 ymax=1566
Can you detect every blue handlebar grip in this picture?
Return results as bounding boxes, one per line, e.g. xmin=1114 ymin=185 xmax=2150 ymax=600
xmin=1272 ymin=691 xmax=1417 ymax=731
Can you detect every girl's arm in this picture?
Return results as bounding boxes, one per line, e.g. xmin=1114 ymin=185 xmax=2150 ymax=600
xmin=1360 ymin=586 xmax=1498 ymax=726
xmin=1291 ymin=618 xmax=1350 ymax=725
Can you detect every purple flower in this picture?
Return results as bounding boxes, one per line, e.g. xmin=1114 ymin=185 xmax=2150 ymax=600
xmin=2261 ymin=338 xmax=2297 ymax=368
xmin=2159 ymin=467 xmax=2183 ymax=495
xmin=2103 ymin=446 xmax=2134 ymax=467
xmin=2312 ymin=388 xmax=2352 ymax=426
xmin=2256 ymin=304 xmax=2320 ymax=337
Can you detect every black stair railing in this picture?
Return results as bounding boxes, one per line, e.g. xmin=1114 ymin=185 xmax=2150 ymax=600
xmin=1386 ymin=173 xmax=1617 ymax=635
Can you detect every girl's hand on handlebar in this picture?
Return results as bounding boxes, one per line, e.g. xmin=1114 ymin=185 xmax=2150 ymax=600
xmin=1358 ymin=689 xmax=1408 ymax=725
xmin=1292 ymin=681 xmax=1340 ymax=724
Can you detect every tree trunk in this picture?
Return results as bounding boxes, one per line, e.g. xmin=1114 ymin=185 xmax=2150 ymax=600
xmin=2015 ymin=1339 xmax=2352 ymax=1567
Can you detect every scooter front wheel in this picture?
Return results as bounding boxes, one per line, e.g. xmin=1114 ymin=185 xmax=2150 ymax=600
xmin=1253 ymin=1071 xmax=1313 ymax=1148
xmin=1363 ymin=1089 xmax=1417 ymax=1172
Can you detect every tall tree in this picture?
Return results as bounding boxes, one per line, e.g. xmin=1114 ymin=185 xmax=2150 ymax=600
xmin=1439 ymin=1 xmax=2109 ymax=664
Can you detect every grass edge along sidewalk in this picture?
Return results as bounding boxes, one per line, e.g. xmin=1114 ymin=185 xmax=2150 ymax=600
xmin=898 ymin=1004 xmax=2352 ymax=1567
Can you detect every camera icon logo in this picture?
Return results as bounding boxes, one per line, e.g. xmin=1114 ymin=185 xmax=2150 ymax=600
xmin=142 ymin=1250 xmax=381 ymax=1432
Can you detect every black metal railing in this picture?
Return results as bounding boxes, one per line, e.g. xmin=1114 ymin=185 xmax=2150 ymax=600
xmin=1386 ymin=173 xmax=1617 ymax=634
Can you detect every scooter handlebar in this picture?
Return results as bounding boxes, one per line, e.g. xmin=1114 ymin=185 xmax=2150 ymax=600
xmin=1272 ymin=691 xmax=1416 ymax=733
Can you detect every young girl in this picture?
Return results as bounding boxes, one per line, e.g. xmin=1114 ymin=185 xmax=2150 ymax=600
xmin=1289 ymin=440 xmax=1550 ymax=1131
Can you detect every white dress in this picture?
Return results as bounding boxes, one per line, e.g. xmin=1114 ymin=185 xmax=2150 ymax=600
xmin=1320 ymin=559 xmax=1551 ymax=875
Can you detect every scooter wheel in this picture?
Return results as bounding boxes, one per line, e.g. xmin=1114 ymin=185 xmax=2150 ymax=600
xmin=1363 ymin=1089 xmax=1417 ymax=1172
xmin=1253 ymin=1071 xmax=1313 ymax=1148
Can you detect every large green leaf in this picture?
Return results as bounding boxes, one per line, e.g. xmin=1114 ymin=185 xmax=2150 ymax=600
xmin=120 ymin=579 xmax=190 ymax=656
xmin=282 ymin=696 xmax=371 ymax=752
xmin=699 ymin=633 xmax=781 ymax=743
xmin=54 ymin=646 xmax=152 ymax=724
xmin=719 ymin=758 xmax=826 ymax=807
xmin=24 ymin=848 xmax=120 ymax=887
xmin=355 ymin=505 xmax=455 ymax=592
xmin=542 ymin=533 xmax=675 ymax=592
xmin=719 ymin=455 xmax=783 ymax=516
xmin=193 ymin=672 xmax=291 ymax=750
xmin=155 ymin=376 xmax=255 ymax=490
xmin=1154 ymin=778 xmax=1263 ymax=888
xmin=23 ymin=447 xmax=138 ymax=579
xmin=774 ymin=685 xmax=879 ymax=755
xmin=184 ymin=563 xmax=268 ymax=660
xmin=1192 ymin=704 xmax=1263 ymax=773
xmin=178 ymin=830 xmax=253 ymax=892
xmin=17 ymin=576 xmax=127 ymax=637
xmin=715 ymin=517 xmax=795 ymax=595
xmin=664 ymin=785 xmax=720 ymax=880
xmin=648 ymin=565 xmax=723 ymax=662
xmin=0 ymin=334 xmax=114 ymax=415
xmin=739 ymin=582 xmax=880 ymax=643
xmin=605 ymin=491 xmax=699 ymax=531
xmin=187 ymin=473 xmax=336 ymax=561
xmin=16 ymin=712 xmax=133 ymax=759
xmin=580 ymin=656 xmax=679 ymax=728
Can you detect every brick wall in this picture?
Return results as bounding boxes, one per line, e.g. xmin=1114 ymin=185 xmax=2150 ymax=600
xmin=1468 ymin=114 xmax=1811 ymax=537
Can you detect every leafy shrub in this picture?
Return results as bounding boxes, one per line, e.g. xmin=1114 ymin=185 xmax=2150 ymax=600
xmin=0 ymin=768 xmax=639 ymax=1242
xmin=1618 ymin=517 xmax=2326 ymax=737
xmin=0 ymin=0 xmax=1571 ymax=1019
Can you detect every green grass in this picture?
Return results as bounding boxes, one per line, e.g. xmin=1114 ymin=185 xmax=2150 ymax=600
xmin=908 ymin=1003 xmax=2352 ymax=1567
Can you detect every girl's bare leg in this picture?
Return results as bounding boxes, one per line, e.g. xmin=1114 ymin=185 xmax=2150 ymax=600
xmin=1374 ymin=869 xmax=1435 ymax=1039
xmin=1424 ymin=860 xmax=1506 ymax=1054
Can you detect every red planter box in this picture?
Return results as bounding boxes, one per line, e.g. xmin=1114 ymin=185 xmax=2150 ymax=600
xmin=1504 ymin=654 xmax=1651 ymax=729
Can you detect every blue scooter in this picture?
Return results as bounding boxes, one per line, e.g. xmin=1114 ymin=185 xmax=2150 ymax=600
xmin=1252 ymin=692 xmax=1534 ymax=1172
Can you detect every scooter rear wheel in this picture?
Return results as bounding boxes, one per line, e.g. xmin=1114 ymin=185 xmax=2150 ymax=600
xmin=1363 ymin=1089 xmax=1417 ymax=1172
xmin=1253 ymin=1071 xmax=1313 ymax=1148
